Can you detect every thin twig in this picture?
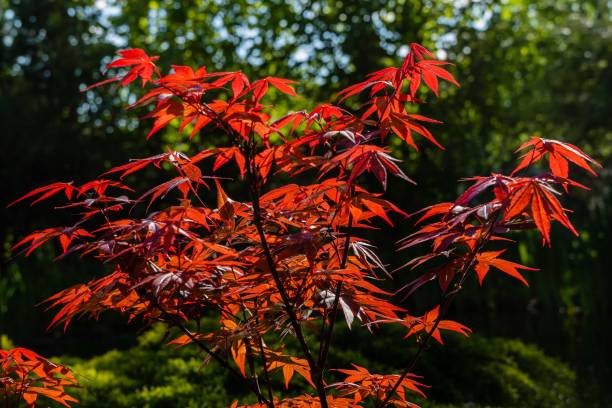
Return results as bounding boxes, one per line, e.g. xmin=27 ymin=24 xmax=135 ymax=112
xmin=151 ymin=299 xmax=272 ymax=407
xmin=255 ymin=298 xmax=275 ymax=407
xmin=317 ymin=203 xmax=354 ymax=370
xmin=376 ymin=212 xmax=501 ymax=408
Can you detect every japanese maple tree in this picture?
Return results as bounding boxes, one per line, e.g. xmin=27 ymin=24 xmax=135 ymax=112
xmin=4 ymin=43 xmax=600 ymax=407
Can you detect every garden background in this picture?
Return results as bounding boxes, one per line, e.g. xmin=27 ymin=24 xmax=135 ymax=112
xmin=1 ymin=0 xmax=610 ymax=406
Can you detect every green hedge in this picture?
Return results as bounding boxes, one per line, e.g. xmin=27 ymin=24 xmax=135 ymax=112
xmin=330 ymin=324 xmax=577 ymax=407
xmin=45 ymin=325 xmax=575 ymax=407
xmin=58 ymin=327 xmax=240 ymax=408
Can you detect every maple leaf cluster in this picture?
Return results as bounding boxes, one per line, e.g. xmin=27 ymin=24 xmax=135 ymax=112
xmin=0 ymin=348 xmax=78 ymax=407
xmin=5 ymin=42 xmax=599 ymax=408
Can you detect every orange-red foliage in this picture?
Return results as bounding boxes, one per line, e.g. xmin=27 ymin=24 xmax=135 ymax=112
xmin=8 ymin=42 xmax=599 ymax=407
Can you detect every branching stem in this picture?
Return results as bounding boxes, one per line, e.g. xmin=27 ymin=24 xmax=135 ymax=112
xmin=245 ymin=143 xmax=329 ymax=408
xmin=151 ymin=299 xmax=272 ymax=407
xmin=376 ymin=212 xmax=501 ymax=408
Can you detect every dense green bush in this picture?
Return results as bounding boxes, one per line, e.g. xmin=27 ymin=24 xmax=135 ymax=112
xmin=330 ymin=324 xmax=576 ymax=408
xmin=58 ymin=326 xmax=241 ymax=408
xmin=418 ymin=336 xmax=576 ymax=407
xmin=45 ymin=324 xmax=575 ymax=407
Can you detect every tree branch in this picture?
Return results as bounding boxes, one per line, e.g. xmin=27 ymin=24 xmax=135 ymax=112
xmin=255 ymin=298 xmax=275 ymax=407
xmin=245 ymin=150 xmax=329 ymax=408
xmin=376 ymin=213 xmax=501 ymax=408
xmin=318 ymin=202 xmax=354 ymax=370
xmin=151 ymin=299 xmax=272 ymax=407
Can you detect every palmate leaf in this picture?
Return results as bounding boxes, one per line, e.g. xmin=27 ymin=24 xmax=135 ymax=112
xmin=336 ymin=67 xmax=396 ymax=103
xmin=322 ymin=144 xmax=414 ymax=189
xmin=332 ymin=364 xmax=427 ymax=406
xmin=474 ymin=250 xmax=538 ymax=286
xmin=512 ymin=136 xmax=601 ymax=178
xmin=389 ymin=112 xmax=444 ymax=150
xmin=145 ymin=99 xmax=187 ymax=139
xmin=403 ymin=306 xmax=472 ymax=345
xmin=248 ymin=76 xmax=298 ymax=103
xmin=505 ymin=178 xmax=578 ymax=245
xmin=42 ymin=271 xmax=144 ymax=332
xmin=138 ymin=175 xmax=208 ymax=209
xmin=102 ymin=151 xmax=190 ymax=179
xmin=84 ymin=48 xmax=160 ymax=90
xmin=265 ymin=349 xmax=314 ymax=389
xmin=7 ymin=182 xmax=76 ymax=207
xmin=454 ymin=174 xmax=511 ymax=207
xmin=401 ymin=43 xmax=459 ymax=97
xmin=12 ymin=227 xmax=93 ymax=256
xmin=336 ymin=42 xmax=459 ymax=103
xmin=158 ymin=64 xmax=208 ymax=86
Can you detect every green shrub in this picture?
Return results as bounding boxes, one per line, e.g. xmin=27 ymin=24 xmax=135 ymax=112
xmin=1 ymin=334 xmax=15 ymax=349
xmin=58 ymin=325 xmax=250 ymax=408
xmin=420 ymin=335 xmax=576 ymax=407
xmin=54 ymin=325 xmax=575 ymax=407
xmin=330 ymin=324 xmax=577 ymax=408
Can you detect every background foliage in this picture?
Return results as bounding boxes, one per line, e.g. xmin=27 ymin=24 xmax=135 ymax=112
xmin=1 ymin=0 xmax=610 ymax=406
xmin=57 ymin=323 xmax=576 ymax=408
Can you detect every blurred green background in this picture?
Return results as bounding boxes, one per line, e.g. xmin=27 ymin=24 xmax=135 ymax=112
xmin=1 ymin=0 xmax=610 ymax=406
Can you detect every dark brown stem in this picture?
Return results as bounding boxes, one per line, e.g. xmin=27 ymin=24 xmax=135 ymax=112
xmin=257 ymin=334 xmax=275 ymax=406
xmin=317 ymin=203 xmax=354 ymax=370
xmin=245 ymin=151 xmax=329 ymax=408
xmin=255 ymin=298 xmax=275 ymax=407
